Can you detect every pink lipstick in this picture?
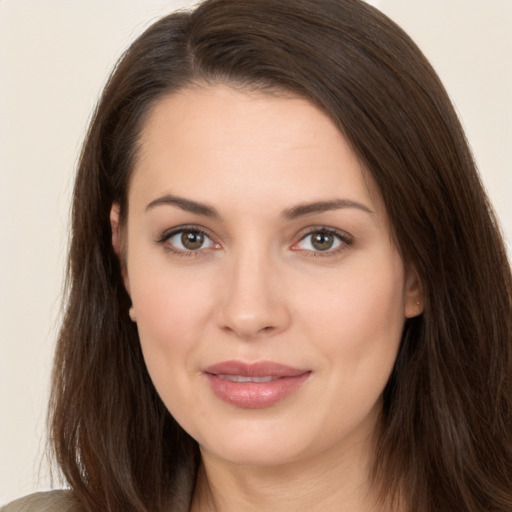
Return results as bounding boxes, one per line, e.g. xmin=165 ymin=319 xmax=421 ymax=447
xmin=203 ymin=360 xmax=311 ymax=409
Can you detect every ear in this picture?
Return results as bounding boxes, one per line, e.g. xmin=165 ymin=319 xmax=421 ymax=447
xmin=110 ymin=203 xmax=130 ymax=295
xmin=404 ymin=265 xmax=424 ymax=318
xmin=110 ymin=203 xmax=122 ymax=255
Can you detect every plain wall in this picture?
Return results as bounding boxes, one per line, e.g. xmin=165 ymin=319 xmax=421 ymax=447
xmin=1 ymin=0 xmax=510 ymax=504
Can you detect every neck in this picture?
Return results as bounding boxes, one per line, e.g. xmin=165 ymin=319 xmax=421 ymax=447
xmin=190 ymin=435 xmax=384 ymax=512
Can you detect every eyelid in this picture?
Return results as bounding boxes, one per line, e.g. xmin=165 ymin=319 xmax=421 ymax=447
xmin=156 ymin=225 xmax=220 ymax=255
xmin=155 ymin=224 xmax=353 ymax=257
xmin=291 ymin=226 xmax=354 ymax=255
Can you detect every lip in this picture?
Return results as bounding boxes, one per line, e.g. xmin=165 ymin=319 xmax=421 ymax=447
xmin=203 ymin=360 xmax=311 ymax=409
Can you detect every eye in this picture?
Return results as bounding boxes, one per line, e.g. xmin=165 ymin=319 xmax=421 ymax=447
xmin=158 ymin=227 xmax=219 ymax=253
xmin=293 ymin=228 xmax=352 ymax=254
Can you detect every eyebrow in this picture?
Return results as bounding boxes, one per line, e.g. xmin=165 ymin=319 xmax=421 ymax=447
xmin=146 ymin=195 xmax=221 ymax=218
xmin=282 ymin=199 xmax=374 ymax=220
xmin=145 ymin=194 xmax=374 ymax=219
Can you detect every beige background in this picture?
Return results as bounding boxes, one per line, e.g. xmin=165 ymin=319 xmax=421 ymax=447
xmin=1 ymin=0 xmax=511 ymax=504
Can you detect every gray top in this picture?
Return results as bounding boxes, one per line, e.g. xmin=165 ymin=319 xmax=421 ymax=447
xmin=2 ymin=491 xmax=78 ymax=512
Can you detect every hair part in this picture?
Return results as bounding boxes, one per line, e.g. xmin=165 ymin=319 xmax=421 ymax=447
xmin=49 ymin=1 xmax=512 ymax=511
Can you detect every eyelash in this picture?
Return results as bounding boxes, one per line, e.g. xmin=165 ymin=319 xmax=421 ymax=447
xmin=155 ymin=226 xmax=354 ymax=258
xmin=292 ymin=227 xmax=354 ymax=258
xmin=156 ymin=225 xmax=218 ymax=258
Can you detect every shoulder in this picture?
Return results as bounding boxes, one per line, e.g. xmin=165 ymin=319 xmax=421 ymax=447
xmin=2 ymin=491 xmax=79 ymax=512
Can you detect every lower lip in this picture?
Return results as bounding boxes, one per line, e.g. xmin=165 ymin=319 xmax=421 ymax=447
xmin=204 ymin=373 xmax=311 ymax=409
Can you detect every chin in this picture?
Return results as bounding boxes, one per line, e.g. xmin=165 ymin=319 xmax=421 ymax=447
xmin=203 ymin=442 xmax=305 ymax=468
xmin=190 ymin=416 xmax=311 ymax=466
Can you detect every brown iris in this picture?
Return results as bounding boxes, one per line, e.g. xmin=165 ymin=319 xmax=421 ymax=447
xmin=181 ymin=230 xmax=205 ymax=250
xmin=311 ymin=231 xmax=335 ymax=251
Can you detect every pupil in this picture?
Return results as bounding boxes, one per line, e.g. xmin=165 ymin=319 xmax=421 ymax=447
xmin=312 ymin=232 xmax=333 ymax=251
xmin=182 ymin=231 xmax=204 ymax=250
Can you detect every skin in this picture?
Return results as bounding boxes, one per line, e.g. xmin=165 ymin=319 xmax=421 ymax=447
xmin=111 ymin=84 xmax=422 ymax=511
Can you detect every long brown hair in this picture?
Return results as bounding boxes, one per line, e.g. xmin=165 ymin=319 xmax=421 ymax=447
xmin=49 ymin=1 xmax=512 ymax=510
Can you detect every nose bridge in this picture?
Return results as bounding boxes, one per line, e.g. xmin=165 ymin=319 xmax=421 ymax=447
xmin=217 ymin=238 xmax=289 ymax=338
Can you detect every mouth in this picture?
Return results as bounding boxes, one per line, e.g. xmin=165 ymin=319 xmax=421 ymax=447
xmin=215 ymin=375 xmax=280 ymax=383
xmin=202 ymin=360 xmax=311 ymax=409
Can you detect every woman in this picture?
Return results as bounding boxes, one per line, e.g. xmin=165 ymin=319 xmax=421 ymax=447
xmin=4 ymin=0 xmax=511 ymax=511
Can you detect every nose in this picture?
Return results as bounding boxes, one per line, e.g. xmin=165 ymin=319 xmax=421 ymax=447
xmin=216 ymin=247 xmax=291 ymax=340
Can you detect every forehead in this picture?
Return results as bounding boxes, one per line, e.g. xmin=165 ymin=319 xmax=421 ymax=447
xmin=130 ymin=84 xmax=383 ymax=218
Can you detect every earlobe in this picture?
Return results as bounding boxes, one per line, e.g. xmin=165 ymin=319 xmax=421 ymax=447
xmin=128 ymin=306 xmax=137 ymax=322
xmin=404 ymin=266 xmax=424 ymax=318
xmin=110 ymin=203 xmax=130 ymax=294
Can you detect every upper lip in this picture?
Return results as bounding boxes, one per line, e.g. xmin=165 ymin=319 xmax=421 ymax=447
xmin=203 ymin=360 xmax=309 ymax=378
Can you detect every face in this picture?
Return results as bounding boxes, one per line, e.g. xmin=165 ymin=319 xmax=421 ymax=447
xmin=112 ymin=84 xmax=421 ymax=468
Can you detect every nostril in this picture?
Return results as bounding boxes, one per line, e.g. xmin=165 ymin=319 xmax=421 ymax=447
xmin=219 ymin=320 xmax=279 ymax=340
xmin=215 ymin=284 xmax=291 ymax=339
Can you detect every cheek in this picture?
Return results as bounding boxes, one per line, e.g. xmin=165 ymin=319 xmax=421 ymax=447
xmin=130 ymin=281 xmax=211 ymax=427
xmin=132 ymin=268 xmax=215 ymax=347
xmin=128 ymin=259 xmax=218 ymax=392
xmin=290 ymin=256 xmax=406 ymax=443
xmin=299 ymin=252 xmax=406 ymax=374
